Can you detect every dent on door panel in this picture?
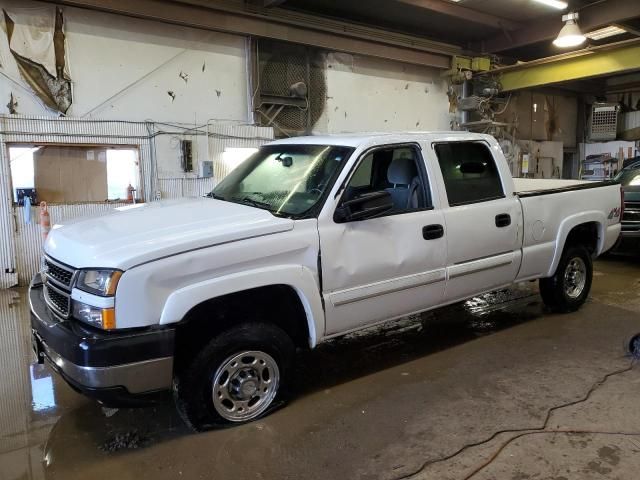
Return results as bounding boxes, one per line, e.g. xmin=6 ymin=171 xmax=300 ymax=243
xmin=320 ymin=211 xmax=447 ymax=336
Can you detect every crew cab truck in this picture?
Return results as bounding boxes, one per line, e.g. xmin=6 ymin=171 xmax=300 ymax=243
xmin=30 ymin=132 xmax=622 ymax=430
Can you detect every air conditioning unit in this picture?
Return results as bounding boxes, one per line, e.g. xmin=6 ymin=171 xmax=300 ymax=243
xmin=589 ymin=103 xmax=619 ymax=141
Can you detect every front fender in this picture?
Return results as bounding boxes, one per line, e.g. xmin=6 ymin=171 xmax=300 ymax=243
xmin=159 ymin=265 xmax=324 ymax=348
xmin=547 ymin=211 xmax=605 ymax=277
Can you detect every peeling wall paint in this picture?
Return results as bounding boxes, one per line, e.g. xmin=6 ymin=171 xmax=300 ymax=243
xmin=0 ymin=0 xmax=250 ymax=178
xmin=1 ymin=4 xmax=72 ymax=113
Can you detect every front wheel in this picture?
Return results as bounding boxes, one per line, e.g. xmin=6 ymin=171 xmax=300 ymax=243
xmin=173 ymin=323 xmax=294 ymax=430
xmin=539 ymin=245 xmax=593 ymax=313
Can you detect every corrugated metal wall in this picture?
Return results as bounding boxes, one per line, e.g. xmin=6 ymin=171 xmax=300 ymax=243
xmin=156 ymin=123 xmax=273 ymax=199
xmin=0 ymin=115 xmax=155 ymax=287
xmin=0 ymin=116 xmax=18 ymax=288
xmin=0 ymin=116 xmax=274 ymax=287
xmin=208 ymin=123 xmax=274 ymax=181
xmin=157 ymin=177 xmax=216 ymax=199
xmin=14 ymin=202 xmax=129 ymax=286
xmin=0 ymin=115 xmax=155 ymax=200
xmin=0 ymin=289 xmax=31 ymax=454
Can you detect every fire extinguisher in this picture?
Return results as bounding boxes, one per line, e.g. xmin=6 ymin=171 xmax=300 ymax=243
xmin=40 ymin=202 xmax=50 ymax=240
xmin=127 ymin=183 xmax=135 ymax=203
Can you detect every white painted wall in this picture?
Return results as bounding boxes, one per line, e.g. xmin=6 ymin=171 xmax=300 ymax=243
xmin=0 ymin=0 xmax=250 ymax=178
xmin=315 ymin=52 xmax=450 ymax=134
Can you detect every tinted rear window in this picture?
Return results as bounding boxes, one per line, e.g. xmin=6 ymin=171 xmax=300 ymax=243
xmin=434 ymin=142 xmax=504 ymax=206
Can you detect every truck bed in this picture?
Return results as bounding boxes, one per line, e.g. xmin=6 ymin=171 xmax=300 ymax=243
xmin=514 ymin=178 xmax=621 ymax=282
xmin=514 ymin=178 xmax=617 ymax=197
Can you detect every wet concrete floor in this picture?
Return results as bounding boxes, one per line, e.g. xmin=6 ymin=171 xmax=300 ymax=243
xmin=1 ymin=255 xmax=640 ymax=480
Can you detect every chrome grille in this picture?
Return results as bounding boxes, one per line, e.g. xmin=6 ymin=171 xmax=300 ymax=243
xmin=44 ymin=283 xmax=71 ymax=317
xmin=44 ymin=258 xmax=74 ymax=288
xmin=623 ymin=209 xmax=640 ymax=222
xmin=42 ymin=256 xmax=75 ymax=318
xmin=623 ymin=201 xmax=640 ymax=223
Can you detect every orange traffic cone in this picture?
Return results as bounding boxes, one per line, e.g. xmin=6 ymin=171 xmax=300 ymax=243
xmin=40 ymin=202 xmax=50 ymax=240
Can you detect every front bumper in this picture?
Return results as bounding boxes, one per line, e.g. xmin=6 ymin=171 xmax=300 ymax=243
xmin=30 ymin=273 xmax=175 ymax=406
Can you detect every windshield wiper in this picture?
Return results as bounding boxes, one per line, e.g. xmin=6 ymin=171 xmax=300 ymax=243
xmin=206 ymin=192 xmax=226 ymax=200
xmin=238 ymin=196 xmax=272 ymax=209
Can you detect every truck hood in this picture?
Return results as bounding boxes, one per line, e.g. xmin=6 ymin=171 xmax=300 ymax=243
xmin=44 ymin=198 xmax=294 ymax=269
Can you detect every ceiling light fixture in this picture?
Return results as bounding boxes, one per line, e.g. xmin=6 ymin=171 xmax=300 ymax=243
xmin=533 ymin=0 xmax=568 ymax=9
xmin=553 ymin=12 xmax=586 ymax=48
xmin=585 ymin=25 xmax=627 ymax=40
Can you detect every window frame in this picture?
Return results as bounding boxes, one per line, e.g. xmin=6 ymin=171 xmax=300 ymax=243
xmin=333 ymin=142 xmax=434 ymax=223
xmin=6 ymin=142 xmax=143 ymax=205
xmin=431 ymin=140 xmax=506 ymax=208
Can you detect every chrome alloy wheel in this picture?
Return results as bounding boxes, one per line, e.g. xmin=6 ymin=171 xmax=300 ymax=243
xmin=212 ymin=350 xmax=280 ymax=422
xmin=564 ymin=257 xmax=587 ymax=299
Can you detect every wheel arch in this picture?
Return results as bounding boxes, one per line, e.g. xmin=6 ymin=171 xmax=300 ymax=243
xmin=160 ymin=265 xmax=324 ymax=349
xmin=547 ymin=212 xmax=604 ymax=277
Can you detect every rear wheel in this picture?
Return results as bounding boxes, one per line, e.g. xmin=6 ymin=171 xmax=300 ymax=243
xmin=173 ymin=323 xmax=294 ymax=430
xmin=539 ymin=245 xmax=592 ymax=313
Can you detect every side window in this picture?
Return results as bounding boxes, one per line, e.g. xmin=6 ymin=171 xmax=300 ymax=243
xmin=341 ymin=146 xmax=429 ymax=216
xmin=434 ymin=142 xmax=504 ymax=206
xmin=349 ymin=153 xmax=373 ymax=187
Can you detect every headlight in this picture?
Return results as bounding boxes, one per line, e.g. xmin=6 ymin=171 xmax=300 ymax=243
xmin=72 ymin=302 xmax=116 ymax=330
xmin=75 ymin=269 xmax=122 ymax=296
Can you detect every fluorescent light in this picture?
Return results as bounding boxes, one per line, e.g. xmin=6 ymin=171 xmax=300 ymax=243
xmin=585 ymin=25 xmax=626 ymax=40
xmin=533 ymin=0 xmax=568 ymax=9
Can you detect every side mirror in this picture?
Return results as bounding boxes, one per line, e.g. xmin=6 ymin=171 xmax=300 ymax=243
xmin=334 ymin=190 xmax=394 ymax=223
xmin=277 ymin=156 xmax=293 ymax=167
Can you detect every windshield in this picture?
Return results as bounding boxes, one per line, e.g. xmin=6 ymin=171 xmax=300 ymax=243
xmin=210 ymin=144 xmax=354 ymax=217
xmin=615 ymin=161 xmax=640 ymax=187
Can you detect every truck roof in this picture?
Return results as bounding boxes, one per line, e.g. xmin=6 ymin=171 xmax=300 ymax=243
xmin=267 ymin=131 xmax=493 ymax=148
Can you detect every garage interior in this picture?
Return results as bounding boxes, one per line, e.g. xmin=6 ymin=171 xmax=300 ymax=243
xmin=2 ymin=0 xmax=640 ymax=479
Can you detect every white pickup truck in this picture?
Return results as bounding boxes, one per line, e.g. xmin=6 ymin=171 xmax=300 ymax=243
xmin=30 ymin=132 xmax=622 ymax=430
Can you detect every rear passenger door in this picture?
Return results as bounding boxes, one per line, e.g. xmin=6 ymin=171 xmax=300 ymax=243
xmin=430 ymin=140 xmax=522 ymax=302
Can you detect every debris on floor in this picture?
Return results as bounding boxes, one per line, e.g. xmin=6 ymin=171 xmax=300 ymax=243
xmin=100 ymin=430 xmax=149 ymax=452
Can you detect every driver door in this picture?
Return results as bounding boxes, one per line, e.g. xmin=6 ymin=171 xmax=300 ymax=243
xmin=317 ymin=144 xmax=448 ymax=336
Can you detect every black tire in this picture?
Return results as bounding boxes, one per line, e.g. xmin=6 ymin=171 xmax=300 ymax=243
xmin=539 ymin=244 xmax=593 ymax=313
xmin=628 ymin=333 xmax=640 ymax=358
xmin=173 ymin=323 xmax=294 ymax=431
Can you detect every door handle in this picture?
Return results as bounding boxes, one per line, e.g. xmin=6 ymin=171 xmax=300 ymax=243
xmin=423 ymin=224 xmax=444 ymax=240
xmin=495 ymin=213 xmax=511 ymax=228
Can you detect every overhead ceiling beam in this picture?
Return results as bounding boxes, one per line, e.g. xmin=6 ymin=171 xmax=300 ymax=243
xmin=44 ymin=0 xmax=458 ymax=68
xmin=394 ymin=0 xmax=522 ymax=30
xmin=614 ymin=22 xmax=640 ymax=37
xmin=474 ymin=0 xmax=640 ymax=53
xmin=490 ymin=39 xmax=640 ymax=92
